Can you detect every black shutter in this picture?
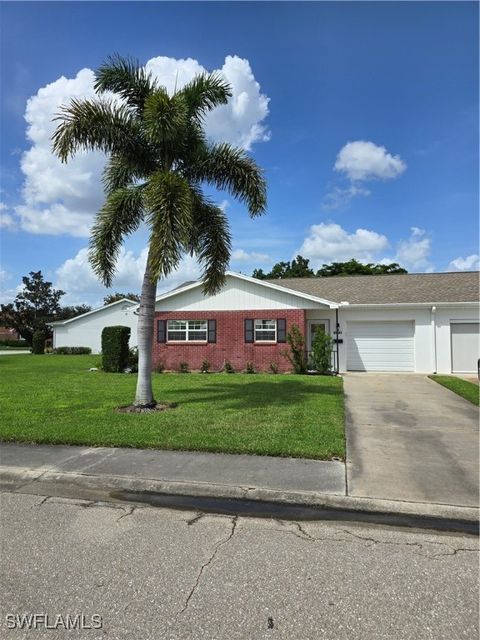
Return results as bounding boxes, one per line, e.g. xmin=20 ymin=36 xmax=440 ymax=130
xmin=277 ymin=318 xmax=287 ymax=343
xmin=207 ymin=319 xmax=217 ymax=343
xmin=157 ymin=319 xmax=166 ymax=343
xmin=245 ymin=319 xmax=254 ymax=343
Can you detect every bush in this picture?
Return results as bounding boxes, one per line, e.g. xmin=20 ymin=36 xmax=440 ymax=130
xmin=284 ymin=324 xmax=307 ymax=374
xmin=309 ymin=330 xmax=334 ymax=374
xmin=269 ymin=362 xmax=279 ymax=374
xmin=155 ymin=360 xmax=165 ymax=373
xmin=223 ymin=359 xmax=234 ymax=373
xmin=101 ymin=326 xmax=131 ymax=372
xmin=179 ymin=361 xmax=189 ymax=373
xmin=53 ymin=346 xmax=92 ymax=355
xmin=245 ymin=361 xmax=256 ymax=374
xmin=0 ymin=339 xmax=28 ymax=348
xmin=32 ymin=330 xmax=46 ymax=355
xmin=127 ymin=347 xmax=138 ymax=372
xmin=200 ymin=360 xmax=210 ymax=373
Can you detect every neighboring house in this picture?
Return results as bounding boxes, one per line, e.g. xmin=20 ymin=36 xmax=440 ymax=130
xmin=50 ymin=299 xmax=138 ymax=354
xmin=0 ymin=327 xmax=21 ymax=341
xmin=153 ymin=271 xmax=480 ymax=374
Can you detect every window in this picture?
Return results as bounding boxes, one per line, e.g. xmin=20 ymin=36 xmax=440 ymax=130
xmin=167 ymin=320 xmax=207 ymax=342
xmin=254 ymin=319 xmax=277 ymax=342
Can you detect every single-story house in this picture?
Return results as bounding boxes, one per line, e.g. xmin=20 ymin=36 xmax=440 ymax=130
xmin=50 ymin=298 xmax=138 ymax=354
xmin=153 ymin=270 xmax=480 ymax=374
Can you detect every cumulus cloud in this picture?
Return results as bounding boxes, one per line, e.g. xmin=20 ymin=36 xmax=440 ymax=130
xmin=55 ymin=246 xmax=201 ymax=306
xmin=15 ymin=56 xmax=270 ymax=237
xmin=297 ymin=222 xmax=389 ymax=268
xmin=324 ymin=140 xmax=406 ymax=209
xmin=334 ymin=140 xmax=406 ymax=182
xmin=448 ymin=254 xmax=480 ymax=271
xmin=231 ymin=248 xmax=271 ymax=263
xmin=395 ymin=227 xmax=432 ymax=271
xmin=0 ymin=203 xmax=17 ymax=230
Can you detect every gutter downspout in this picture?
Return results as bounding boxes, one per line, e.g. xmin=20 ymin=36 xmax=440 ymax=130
xmin=335 ymin=308 xmax=340 ymax=374
xmin=431 ymin=306 xmax=437 ymax=374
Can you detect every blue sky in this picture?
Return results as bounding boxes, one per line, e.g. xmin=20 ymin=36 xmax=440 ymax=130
xmin=1 ymin=1 xmax=478 ymax=305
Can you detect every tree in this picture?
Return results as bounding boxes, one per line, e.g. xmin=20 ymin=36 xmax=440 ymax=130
xmin=253 ymin=255 xmax=314 ymax=279
xmin=52 ymin=55 xmax=266 ymax=407
xmin=0 ymin=271 xmax=65 ymax=344
xmin=104 ymin=292 xmax=140 ymax=305
xmin=316 ymin=259 xmax=407 ymax=277
xmin=253 ymin=256 xmax=408 ymax=279
xmin=57 ymin=305 xmax=92 ymax=321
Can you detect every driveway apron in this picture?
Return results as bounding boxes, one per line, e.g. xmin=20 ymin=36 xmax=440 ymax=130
xmin=344 ymin=374 xmax=479 ymax=507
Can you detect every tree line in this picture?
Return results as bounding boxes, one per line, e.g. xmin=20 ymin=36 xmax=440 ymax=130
xmin=252 ymin=256 xmax=407 ymax=280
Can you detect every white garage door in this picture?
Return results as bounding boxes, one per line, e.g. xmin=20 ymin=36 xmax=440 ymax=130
xmin=347 ymin=321 xmax=415 ymax=372
xmin=451 ymin=323 xmax=480 ymax=373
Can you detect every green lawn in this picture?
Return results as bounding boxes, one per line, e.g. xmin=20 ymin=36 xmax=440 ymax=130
xmin=0 ymin=355 xmax=345 ymax=459
xmin=429 ymin=375 xmax=479 ymax=406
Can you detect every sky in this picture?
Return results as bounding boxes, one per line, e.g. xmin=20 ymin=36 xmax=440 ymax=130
xmin=0 ymin=1 xmax=478 ymax=306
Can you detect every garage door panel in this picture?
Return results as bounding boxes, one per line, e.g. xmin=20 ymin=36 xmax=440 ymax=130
xmin=347 ymin=321 xmax=415 ymax=372
xmin=451 ymin=323 xmax=479 ymax=373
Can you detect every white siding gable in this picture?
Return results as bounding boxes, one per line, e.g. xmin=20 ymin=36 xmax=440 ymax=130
xmin=155 ymin=275 xmax=327 ymax=311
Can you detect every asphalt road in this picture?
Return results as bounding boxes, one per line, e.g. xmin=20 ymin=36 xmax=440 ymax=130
xmin=0 ymin=491 xmax=478 ymax=640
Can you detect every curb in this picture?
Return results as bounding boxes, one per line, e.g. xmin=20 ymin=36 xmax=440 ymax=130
xmin=1 ymin=465 xmax=478 ymax=529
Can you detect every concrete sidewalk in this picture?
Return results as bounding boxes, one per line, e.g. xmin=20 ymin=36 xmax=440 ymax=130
xmin=1 ymin=442 xmax=478 ymax=525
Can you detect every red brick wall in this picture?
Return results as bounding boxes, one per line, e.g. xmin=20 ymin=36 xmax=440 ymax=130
xmin=153 ymin=309 xmax=306 ymax=372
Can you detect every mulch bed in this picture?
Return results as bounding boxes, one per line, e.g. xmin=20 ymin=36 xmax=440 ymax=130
xmin=116 ymin=402 xmax=178 ymax=414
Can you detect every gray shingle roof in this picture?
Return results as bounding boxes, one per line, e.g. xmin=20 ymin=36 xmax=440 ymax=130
xmin=266 ymin=272 xmax=479 ymax=304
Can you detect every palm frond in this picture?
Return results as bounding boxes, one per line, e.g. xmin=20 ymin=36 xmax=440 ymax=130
xmin=190 ymin=143 xmax=267 ymax=216
xmin=102 ymin=154 xmax=155 ymax=195
xmin=89 ymin=185 xmax=145 ymax=287
xmin=189 ymin=188 xmax=232 ymax=295
xmin=145 ymin=172 xmax=193 ymax=281
xmin=143 ymin=90 xmax=188 ymax=149
xmin=52 ymin=98 xmax=142 ymax=162
xmin=179 ymin=72 xmax=232 ymax=120
xmin=94 ymin=54 xmax=156 ymax=112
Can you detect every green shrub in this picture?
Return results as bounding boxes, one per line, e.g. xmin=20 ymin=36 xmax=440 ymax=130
xmin=310 ymin=330 xmax=334 ymax=374
xmin=0 ymin=339 xmax=28 ymax=348
xmin=128 ymin=347 xmax=138 ymax=372
xmin=223 ymin=359 xmax=234 ymax=373
xmin=284 ymin=324 xmax=307 ymax=374
xmin=245 ymin=361 xmax=256 ymax=374
xmin=269 ymin=362 xmax=279 ymax=374
xmin=53 ymin=346 xmax=92 ymax=355
xmin=101 ymin=326 xmax=131 ymax=372
xmin=32 ymin=330 xmax=46 ymax=355
xmin=179 ymin=361 xmax=189 ymax=373
xmin=200 ymin=360 xmax=210 ymax=373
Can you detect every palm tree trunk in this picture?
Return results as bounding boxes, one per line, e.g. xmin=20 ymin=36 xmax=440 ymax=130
xmin=134 ymin=246 xmax=157 ymax=407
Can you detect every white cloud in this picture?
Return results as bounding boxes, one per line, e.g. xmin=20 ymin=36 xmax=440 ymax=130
xmin=334 ymin=140 xmax=406 ymax=182
xmin=395 ymin=227 xmax=432 ymax=271
xmin=231 ymin=248 xmax=271 ymax=262
xmin=0 ymin=207 xmax=17 ymax=230
xmin=55 ymin=246 xmax=201 ymax=306
xmin=14 ymin=56 xmax=270 ymax=238
xmin=298 ymin=222 xmax=389 ymax=268
xmin=448 ymin=254 xmax=480 ymax=271
xmin=322 ymin=184 xmax=371 ymax=210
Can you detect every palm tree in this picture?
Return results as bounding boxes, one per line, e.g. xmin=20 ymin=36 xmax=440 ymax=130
xmin=52 ymin=55 xmax=266 ymax=406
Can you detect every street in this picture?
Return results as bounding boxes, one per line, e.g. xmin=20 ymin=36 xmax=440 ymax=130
xmin=0 ymin=491 xmax=478 ymax=639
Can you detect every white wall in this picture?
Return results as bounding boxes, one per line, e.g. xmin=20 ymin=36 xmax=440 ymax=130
xmin=309 ymin=305 xmax=479 ymax=373
xmin=53 ymin=303 xmax=138 ymax=354
xmin=156 ymin=275 xmax=325 ymax=311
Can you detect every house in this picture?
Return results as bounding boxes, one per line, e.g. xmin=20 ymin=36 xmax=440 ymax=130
xmin=50 ymin=298 xmax=138 ymax=354
xmin=153 ymin=270 xmax=480 ymax=374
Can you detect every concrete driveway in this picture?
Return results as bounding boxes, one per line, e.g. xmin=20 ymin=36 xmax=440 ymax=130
xmin=344 ymin=374 xmax=479 ymax=507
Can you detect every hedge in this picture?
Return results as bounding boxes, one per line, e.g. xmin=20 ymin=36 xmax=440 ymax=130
xmin=0 ymin=339 xmax=28 ymax=348
xmin=31 ymin=330 xmax=46 ymax=355
xmin=101 ymin=326 xmax=131 ymax=372
xmin=53 ymin=346 xmax=92 ymax=355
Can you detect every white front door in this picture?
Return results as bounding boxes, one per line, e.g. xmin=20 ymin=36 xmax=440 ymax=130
xmin=307 ymin=319 xmax=330 ymax=351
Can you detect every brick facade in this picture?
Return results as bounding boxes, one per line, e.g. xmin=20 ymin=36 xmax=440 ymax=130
xmin=153 ymin=309 xmax=306 ymax=372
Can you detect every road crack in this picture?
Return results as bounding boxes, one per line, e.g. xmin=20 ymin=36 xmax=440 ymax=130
xmin=175 ymin=516 xmax=238 ymax=620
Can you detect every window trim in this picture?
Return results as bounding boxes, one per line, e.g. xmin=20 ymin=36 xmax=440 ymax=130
xmin=166 ymin=319 xmax=208 ymax=343
xmin=254 ymin=319 xmax=277 ymax=343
